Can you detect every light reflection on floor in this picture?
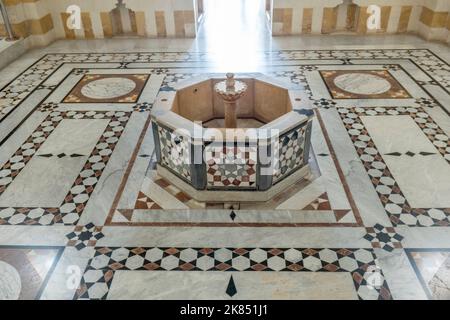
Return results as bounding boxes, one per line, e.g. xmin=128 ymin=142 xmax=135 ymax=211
xmin=194 ymin=0 xmax=271 ymax=71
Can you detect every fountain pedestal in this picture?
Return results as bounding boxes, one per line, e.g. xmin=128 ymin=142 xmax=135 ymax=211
xmin=214 ymin=73 xmax=248 ymax=128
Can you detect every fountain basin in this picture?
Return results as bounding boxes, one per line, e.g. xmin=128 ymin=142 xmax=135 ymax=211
xmin=151 ymin=74 xmax=314 ymax=202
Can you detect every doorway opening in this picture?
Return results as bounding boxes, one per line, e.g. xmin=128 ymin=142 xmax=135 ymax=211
xmin=194 ymin=0 xmax=271 ymax=69
xmin=195 ymin=0 xmax=270 ymax=50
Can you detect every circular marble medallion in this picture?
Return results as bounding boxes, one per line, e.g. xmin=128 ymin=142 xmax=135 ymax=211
xmin=0 ymin=261 xmax=22 ymax=300
xmin=333 ymin=73 xmax=391 ymax=95
xmin=80 ymin=77 xmax=136 ymax=99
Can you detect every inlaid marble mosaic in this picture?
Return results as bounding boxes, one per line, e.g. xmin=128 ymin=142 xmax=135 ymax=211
xmin=205 ymin=143 xmax=257 ymax=189
xmin=338 ymin=106 xmax=450 ymax=227
xmin=0 ymin=246 xmax=63 ymax=300
xmin=271 ymin=49 xmax=450 ymax=91
xmin=1 ymin=49 xmax=448 ymax=123
xmin=75 ymin=246 xmax=391 ymax=300
xmin=66 ymin=223 xmax=105 ymax=251
xmin=0 ymin=47 xmax=449 ymax=300
xmin=63 ymin=74 xmax=149 ymax=103
xmin=320 ymin=70 xmax=411 ymax=99
xmin=273 ymin=124 xmax=307 ymax=183
xmin=364 ymin=224 xmax=404 ymax=252
xmin=157 ymin=125 xmax=191 ymax=181
xmin=160 ymin=72 xmax=200 ymax=91
xmin=270 ymin=69 xmax=311 ymax=98
xmin=406 ymin=249 xmax=450 ymax=300
xmin=0 ymin=111 xmax=130 ymax=225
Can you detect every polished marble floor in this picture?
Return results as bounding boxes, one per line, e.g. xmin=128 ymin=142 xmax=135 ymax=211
xmin=0 ymin=33 xmax=449 ymax=300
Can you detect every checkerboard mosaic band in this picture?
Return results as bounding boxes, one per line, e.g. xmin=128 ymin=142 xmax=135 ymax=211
xmin=75 ymin=247 xmax=391 ymax=300
xmin=0 ymin=111 xmax=130 ymax=226
xmin=338 ymin=106 xmax=450 ymax=227
xmin=273 ymin=125 xmax=307 ymax=183
xmin=158 ymin=125 xmax=191 ymax=181
xmin=205 ymin=143 xmax=257 ymax=189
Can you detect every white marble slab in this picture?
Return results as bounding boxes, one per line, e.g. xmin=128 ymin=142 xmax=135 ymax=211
xmin=0 ymin=156 xmax=86 ymax=207
xmin=37 ymin=119 xmax=109 ymax=155
xmin=107 ymin=271 xmax=357 ymax=300
xmin=362 ymin=115 xmax=450 ymax=208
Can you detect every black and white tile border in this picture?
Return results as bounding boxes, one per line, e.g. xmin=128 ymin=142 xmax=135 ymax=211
xmin=75 ymin=246 xmax=392 ymax=300
xmin=338 ymin=106 xmax=450 ymax=227
xmin=0 ymin=110 xmax=131 ymax=226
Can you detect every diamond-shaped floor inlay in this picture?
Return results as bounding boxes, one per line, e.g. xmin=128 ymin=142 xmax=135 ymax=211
xmin=225 ymin=275 xmax=237 ymax=297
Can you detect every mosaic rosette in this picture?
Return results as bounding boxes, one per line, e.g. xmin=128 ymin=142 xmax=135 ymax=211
xmin=205 ymin=143 xmax=257 ymax=189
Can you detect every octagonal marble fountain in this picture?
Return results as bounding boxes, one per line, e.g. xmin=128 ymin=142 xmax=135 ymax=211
xmin=151 ymin=73 xmax=314 ymax=202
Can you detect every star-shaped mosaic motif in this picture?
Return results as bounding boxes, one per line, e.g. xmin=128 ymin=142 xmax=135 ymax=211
xmin=364 ymin=224 xmax=404 ymax=252
xmin=66 ymin=223 xmax=105 ymax=250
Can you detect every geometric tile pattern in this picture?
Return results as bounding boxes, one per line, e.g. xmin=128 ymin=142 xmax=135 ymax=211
xmin=205 ymin=143 xmax=257 ymax=189
xmin=75 ymin=246 xmax=392 ymax=300
xmin=415 ymin=97 xmax=441 ymax=109
xmin=313 ymin=98 xmax=337 ymax=109
xmin=270 ymin=70 xmax=312 ymax=98
xmin=134 ymin=191 xmax=162 ymax=209
xmin=364 ymin=224 xmax=404 ymax=252
xmin=160 ymin=73 xmax=200 ymax=91
xmin=133 ymin=102 xmax=153 ymax=113
xmin=0 ymin=111 xmax=130 ymax=226
xmin=272 ymin=48 xmax=449 ymax=91
xmin=2 ymin=49 xmax=448 ymax=124
xmin=0 ymin=48 xmax=449 ymax=301
xmin=66 ymin=223 xmax=105 ymax=251
xmin=63 ymin=74 xmax=149 ymax=103
xmin=273 ymin=125 xmax=307 ymax=183
xmin=302 ymin=192 xmax=331 ymax=210
xmin=320 ymin=70 xmax=411 ymax=99
xmin=338 ymin=106 xmax=450 ymax=227
xmin=158 ymin=125 xmax=191 ymax=181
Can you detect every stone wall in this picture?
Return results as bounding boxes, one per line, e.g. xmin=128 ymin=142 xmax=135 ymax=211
xmin=0 ymin=0 xmax=198 ymax=47
xmin=271 ymin=0 xmax=450 ymax=43
xmin=1 ymin=0 xmax=449 ymax=47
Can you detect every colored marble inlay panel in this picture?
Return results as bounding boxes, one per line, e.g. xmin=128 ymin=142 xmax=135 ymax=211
xmin=0 ymin=111 xmax=130 ymax=226
xmin=0 ymin=246 xmax=62 ymax=300
xmin=320 ymin=70 xmax=411 ymax=99
xmin=407 ymin=249 xmax=450 ymax=300
xmin=338 ymin=106 xmax=450 ymax=227
xmin=273 ymin=125 xmax=307 ymax=183
xmin=75 ymin=247 xmax=391 ymax=300
xmin=205 ymin=143 xmax=257 ymax=189
xmin=64 ymin=74 xmax=149 ymax=103
xmin=158 ymin=125 xmax=191 ymax=181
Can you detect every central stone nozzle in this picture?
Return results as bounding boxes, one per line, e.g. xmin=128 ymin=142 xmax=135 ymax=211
xmin=214 ymin=73 xmax=248 ymax=128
